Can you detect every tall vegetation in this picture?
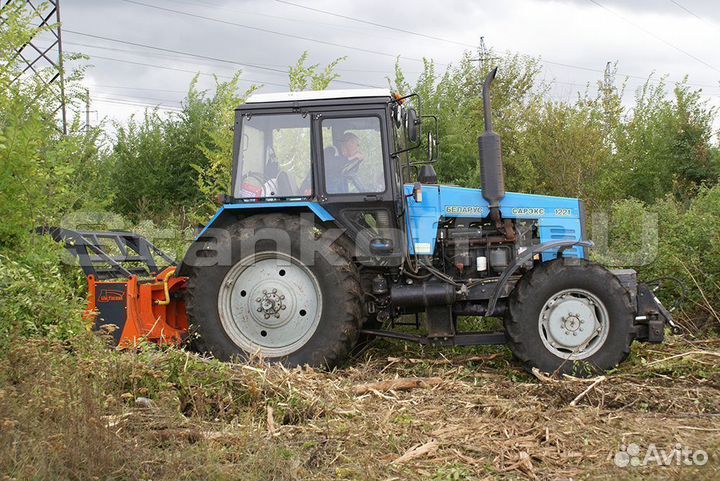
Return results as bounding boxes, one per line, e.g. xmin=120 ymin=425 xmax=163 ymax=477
xmin=0 ymin=3 xmax=98 ymax=340
xmin=108 ymin=75 xmax=256 ymax=222
xmin=391 ymin=54 xmax=719 ymax=207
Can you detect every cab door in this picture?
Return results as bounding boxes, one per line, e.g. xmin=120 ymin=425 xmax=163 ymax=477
xmin=313 ymin=109 xmax=403 ymax=264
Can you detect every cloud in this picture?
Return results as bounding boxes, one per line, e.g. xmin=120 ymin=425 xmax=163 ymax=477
xmin=53 ymin=0 xmax=719 ymax=125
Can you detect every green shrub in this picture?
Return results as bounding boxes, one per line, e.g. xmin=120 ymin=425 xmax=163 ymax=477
xmin=592 ymin=186 xmax=720 ymax=332
xmin=0 ymin=236 xmax=86 ymax=342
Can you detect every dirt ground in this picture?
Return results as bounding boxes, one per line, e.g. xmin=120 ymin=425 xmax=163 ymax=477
xmin=1 ymin=334 xmax=719 ymax=481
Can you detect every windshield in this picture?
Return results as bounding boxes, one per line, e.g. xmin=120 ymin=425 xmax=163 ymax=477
xmin=234 ymin=114 xmax=312 ymax=199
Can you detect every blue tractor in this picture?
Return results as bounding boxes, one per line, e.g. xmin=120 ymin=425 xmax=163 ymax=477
xmin=179 ymin=69 xmax=672 ymax=374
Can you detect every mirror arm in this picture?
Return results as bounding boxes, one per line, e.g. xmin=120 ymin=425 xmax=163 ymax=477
xmin=420 ymin=114 xmax=439 ymax=163
xmin=390 ymin=92 xmax=420 ymax=105
xmin=388 ymin=93 xmax=423 ymax=156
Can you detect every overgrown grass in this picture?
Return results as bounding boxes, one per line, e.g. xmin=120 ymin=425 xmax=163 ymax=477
xmin=1 ymin=334 xmax=717 ymax=481
xmin=0 ymin=336 xmax=326 ymax=481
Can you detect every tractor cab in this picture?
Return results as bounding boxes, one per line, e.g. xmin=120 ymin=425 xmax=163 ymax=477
xmin=229 ymin=89 xmax=429 ymax=261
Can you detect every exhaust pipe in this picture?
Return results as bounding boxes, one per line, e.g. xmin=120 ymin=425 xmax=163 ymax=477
xmin=478 ymin=67 xmax=505 ymax=223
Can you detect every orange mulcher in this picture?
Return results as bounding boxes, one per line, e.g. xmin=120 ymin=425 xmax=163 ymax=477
xmin=42 ymin=227 xmax=189 ymax=347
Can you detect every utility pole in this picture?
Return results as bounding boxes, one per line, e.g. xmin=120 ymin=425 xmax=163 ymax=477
xmin=85 ymin=88 xmax=90 ymax=134
xmin=472 ymin=37 xmax=498 ymax=74
xmin=5 ymin=0 xmax=67 ymax=134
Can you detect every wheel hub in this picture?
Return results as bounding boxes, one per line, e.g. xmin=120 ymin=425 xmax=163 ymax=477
xmin=256 ymin=289 xmax=286 ymax=319
xmin=539 ymin=289 xmax=609 ymax=360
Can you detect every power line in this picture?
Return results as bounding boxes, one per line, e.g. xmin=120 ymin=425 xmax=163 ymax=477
xmin=120 ymin=0 xmax=434 ymax=66
xmin=64 ymin=33 xmax=719 ymax=100
xmin=93 ymin=84 xmax=188 ymax=94
xmin=540 ymin=58 xmax=719 ymax=90
xmin=275 ymin=0 xmax=476 ymax=49
xmin=93 ymin=96 xmax=182 ymax=111
xmin=668 ymin=0 xmax=720 ymax=32
xmin=63 ymin=29 xmax=381 ymax=88
xmin=174 ymin=0 xmax=405 ymax=40
xmin=95 ymin=92 xmax=182 ymax=104
xmin=66 ymin=50 xmax=290 ymax=88
xmin=58 ymin=38 xmax=417 ymax=75
xmin=276 ymin=1 xmax=719 ymax=92
xmin=586 ymin=0 xmax=720 ymax=74
xmin=668 ymin=0 xmax=704 ymax=22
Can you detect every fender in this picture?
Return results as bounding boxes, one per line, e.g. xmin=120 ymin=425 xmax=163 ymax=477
xmin=195 ymin=202 xmax=334 ymax=239
xmin=178 ymin=202 xmax=335 ymax=276
xmin=485 ymin=240 xmax=595 ymax=316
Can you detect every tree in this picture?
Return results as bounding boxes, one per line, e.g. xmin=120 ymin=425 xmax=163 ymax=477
xmin=0 ymin=1 xmax=101 ymax=247
xmin=288 ymin=51 xmax=346 ymax=91
xmin=108 ymin=74 xmax=256 ymax=221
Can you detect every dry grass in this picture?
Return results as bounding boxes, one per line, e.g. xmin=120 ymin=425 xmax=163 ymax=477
xmin=0 ymin=334 xmax=718 ymax=481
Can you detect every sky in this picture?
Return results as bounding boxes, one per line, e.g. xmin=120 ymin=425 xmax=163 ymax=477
xmin=31 ymin=0 xmax=720 ymax=128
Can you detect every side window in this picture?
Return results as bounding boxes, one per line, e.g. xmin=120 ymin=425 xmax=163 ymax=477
xmin=321 ymin=117 xmax=385 ymax=194
xmin=235 ymin=114 xmax=312 ymax=199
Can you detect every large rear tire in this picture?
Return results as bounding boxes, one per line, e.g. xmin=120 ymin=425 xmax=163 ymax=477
xmin=185 ymin=214 xmax=362 ymax=369
xmin=505 ymin=258 xmax=635 ymax=376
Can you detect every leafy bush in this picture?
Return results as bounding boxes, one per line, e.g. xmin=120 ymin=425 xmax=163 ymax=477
xmin=109 ymin=75 xmax=256 ymax=222
xmin=592 ymin=186 xmax=720 ymax=332
xmin=0 ymin=2 xmax=104 ymax=248
xmin=0 ymin=236 xmax=86 ymax=342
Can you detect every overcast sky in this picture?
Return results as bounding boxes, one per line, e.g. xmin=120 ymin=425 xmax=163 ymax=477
xmin=35 ymin=0 xmax=720 ymax=127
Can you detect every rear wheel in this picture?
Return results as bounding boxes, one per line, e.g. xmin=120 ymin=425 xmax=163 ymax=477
xmin=505 ymin=258 xmax=635 ymax=376
xmin=186 ymin=214 xmax=363 ymax=368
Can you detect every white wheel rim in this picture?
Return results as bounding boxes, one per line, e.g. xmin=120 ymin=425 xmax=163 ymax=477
xmin=538 ymin=288 xmax=610 ymax=360
xmin=218 ymin=251 xmax=322 ymax=357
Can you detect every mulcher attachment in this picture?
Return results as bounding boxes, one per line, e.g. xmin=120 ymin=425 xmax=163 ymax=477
xmin=40 ymin=227 xmax=189 ymax=347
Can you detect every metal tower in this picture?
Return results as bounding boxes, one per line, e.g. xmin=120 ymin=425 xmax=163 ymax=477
xmin=3 ymin=0 xmax=67 ymax=134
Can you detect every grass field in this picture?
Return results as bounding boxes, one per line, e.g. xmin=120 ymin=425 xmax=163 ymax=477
xmin=0 ymin=334 xmax=718 ymax=481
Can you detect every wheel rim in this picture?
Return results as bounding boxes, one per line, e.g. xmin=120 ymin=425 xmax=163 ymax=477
xmin=538 ymin=288 xmax=609 ymax=360
xmin=218 ymin=251 xmax=322 ymax=358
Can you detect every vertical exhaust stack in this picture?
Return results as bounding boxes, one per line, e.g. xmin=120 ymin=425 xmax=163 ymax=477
xmin=478 ymin=67 xmax=505 ymax=223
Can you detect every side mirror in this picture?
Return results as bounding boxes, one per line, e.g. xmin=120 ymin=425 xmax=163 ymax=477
xmin=406 ymin=108 xmax=420 ymax=143
xmin=427 ymin=131 xmax=438 ymax=162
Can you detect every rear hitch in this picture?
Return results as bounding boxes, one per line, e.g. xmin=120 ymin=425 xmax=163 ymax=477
xmin=612 ymin=269 xmax=676 ymax=343
xmin=635 ymin=282 xmax=678 ymax=341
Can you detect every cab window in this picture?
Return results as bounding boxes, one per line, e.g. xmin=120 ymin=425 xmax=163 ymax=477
xmin=234 ymin=114 xmax=312 ymax=199
xmin=321 ymin=117 xmax=385 ymax=194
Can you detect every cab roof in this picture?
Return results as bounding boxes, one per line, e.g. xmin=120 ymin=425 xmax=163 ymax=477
xmin=246 ymin=88 xmax=392 ymax=104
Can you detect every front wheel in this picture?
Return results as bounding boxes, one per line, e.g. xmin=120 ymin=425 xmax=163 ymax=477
xmin=505 ymin=258 xmax=635 ymax=376
xmin=185 ymin=214 xmax=363 ymax=369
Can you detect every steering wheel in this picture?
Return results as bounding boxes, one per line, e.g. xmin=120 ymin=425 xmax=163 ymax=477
xmin=342 ymin=158 xmax=367 ymax=192
xmin=239 ymin=171 xmax=270 ymax=196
